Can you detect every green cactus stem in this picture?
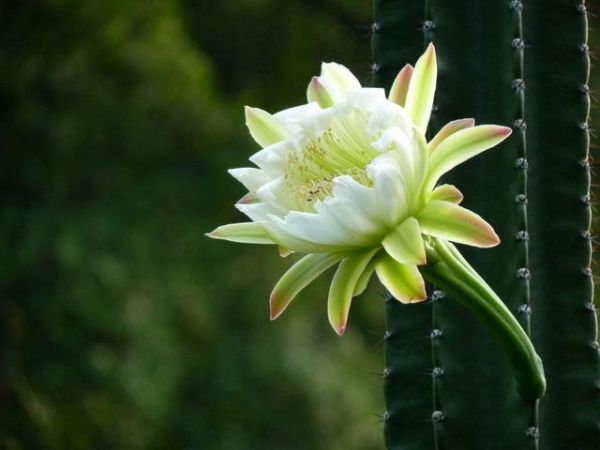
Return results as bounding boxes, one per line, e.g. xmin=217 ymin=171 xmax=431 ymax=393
xmin=524 ymin=1 xmax=600 ymax=448
xmin=372 ymin=2 xmax=435 ymax=449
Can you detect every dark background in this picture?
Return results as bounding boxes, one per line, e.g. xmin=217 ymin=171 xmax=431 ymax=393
xmin=0 ymin=1 xmax=597 ymax=449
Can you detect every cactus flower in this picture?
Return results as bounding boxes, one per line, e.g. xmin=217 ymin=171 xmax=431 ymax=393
xmin=208 ymin=44 xmax=513 ymax=335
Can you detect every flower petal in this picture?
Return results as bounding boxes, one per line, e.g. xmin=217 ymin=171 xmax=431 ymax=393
xmin=375 ymin=254 xmax=427 ymax=303
xmin=430 ymin=184 xmax=464 ymax=204
xmin=353 ymin=256 xmax=377 ymax=297
xmin=382 ymin=217 xmax=426 ymax=265
xmin=270 ymin=253 xmax=344 ymax=320
xmin=417 ymin=200 xmax=500 ymax=248
xmin=263 ymin=217 xmax=353 ymax=254
xmin=404 ymin=43 xmax=437 ymax=134
xmin=427 ymin=118 xmax=475 ymax=153
xmin=388 ymin=64 xmax=413 ymax=107
xmin=228 ymin=167 xmax=270 ymax=194
xmin=307 ymin=76 xmax=334 ymax=108
xmin=245 ymin=107 xmax=291 ymax=148
xmin=206 ymin=222 xmax=275 ymax=244
xmin=424 ymin=125 xmax=512 ymax=192
xmin=328 ymin=249 xmax=378 ymax=335
xmin=318 ymin=62 xmax=362 ymax=103
xmin=235 ymin=201 xmax=283 ymax=222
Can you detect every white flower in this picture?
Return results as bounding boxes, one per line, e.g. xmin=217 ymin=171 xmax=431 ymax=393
xmin=208 ymin=44 xmax=511 ymax=335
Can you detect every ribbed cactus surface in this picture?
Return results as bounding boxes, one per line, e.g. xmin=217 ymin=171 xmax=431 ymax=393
xmin=372 ymin=0 xmax=599 ymax=449
xmin=524 ymin=1 xmax=600 ymax=448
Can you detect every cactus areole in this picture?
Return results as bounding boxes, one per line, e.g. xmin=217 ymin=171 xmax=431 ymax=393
xmin=207 ymin=45 xmax=546 ymax=401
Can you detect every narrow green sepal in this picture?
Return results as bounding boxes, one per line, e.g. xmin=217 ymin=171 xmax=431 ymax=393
xmin=404 ymin=43 xmax=437 ymax=134
xmin=270 ymin=253 xmax=343 ymax=320
xmin=382 ymin=217 xmax=426 ymax=265
xmin=388 ymin=64 xmax=413 ymax=107
xmin=206 ymin=222 xmax=275 ymax=244
xmin=328 ymin=249 xmax=378 ymax=335
xmin=375 ymin=254 xmax=426 ymax=304
xmin=245 ymin=106 xmax=290 ymax=148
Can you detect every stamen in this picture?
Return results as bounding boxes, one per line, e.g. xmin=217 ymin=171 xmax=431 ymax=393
xmin=281 ymin=107 xmax=381 ymax=211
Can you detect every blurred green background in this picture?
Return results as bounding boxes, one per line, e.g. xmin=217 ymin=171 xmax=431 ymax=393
xmin=1 ymin=1 xmax=597 ymax=449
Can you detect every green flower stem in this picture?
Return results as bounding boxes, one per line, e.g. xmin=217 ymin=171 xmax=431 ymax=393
xmin=420 ymin=238 xmax=546 ymax=402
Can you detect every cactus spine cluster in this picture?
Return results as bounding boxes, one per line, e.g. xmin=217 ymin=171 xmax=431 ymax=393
xmin=372 ymin=1 xmax=599 ymax=449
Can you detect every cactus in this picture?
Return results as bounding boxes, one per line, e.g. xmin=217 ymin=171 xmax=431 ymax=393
xmin=372 ymin=0 xmax=600 ymax=449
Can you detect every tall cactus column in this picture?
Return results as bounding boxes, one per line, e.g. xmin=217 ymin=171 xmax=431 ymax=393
xmin=372 ymin=2 xmax=435 ymax=450
xmin=424 ymin=1 xmax=537 ymax=448
xmin=370 ymin=0 xmax=600 ymax=448
xmin=524 ymin=1 xmax=600 ymax=449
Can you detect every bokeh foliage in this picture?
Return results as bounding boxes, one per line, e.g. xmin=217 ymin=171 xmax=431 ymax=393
xmin=0 ymin=1 xmax=387 ymax=449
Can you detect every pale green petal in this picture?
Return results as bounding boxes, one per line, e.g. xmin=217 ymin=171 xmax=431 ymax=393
xmin=427 ymin=118 xmax=475 ymax=153
xmin=430 ymin=184 xmax=464 ymax=204
xmin=206 ymin=222 xmax=275 ymax=244
xmin=382 ymin=217 xmax=426 ymax=265
xmin=375 ymin=254 xmax=427 ymax=304
xmin=418 ymin=200 xmax=500 ymax=248
xmin=404 ymin=43 xmax=437 ymax=134
xmin=307 ymin=76 xmax=334 ymax=108
xmin=388 ymin=64 xmax=413 ymax=107
xmin=424 ymin=125 xmax=512 ymax=192
xmin=245 ymin=106 xmax=291 ymax=148
xmin=270 ymin=253 xmax=343 ymax=320
xmin=353 ymin=257 xmax=377 ymax=297
xmin=328 ymin=250 xmax=378 ymax=335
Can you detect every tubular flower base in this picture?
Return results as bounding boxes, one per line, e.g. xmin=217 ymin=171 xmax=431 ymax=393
xmin=207 ymin=44 xmax=546 ymax=400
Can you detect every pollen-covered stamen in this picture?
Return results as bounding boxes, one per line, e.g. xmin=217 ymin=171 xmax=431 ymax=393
xmin=281 ymin=108 xmax=381 ymax=211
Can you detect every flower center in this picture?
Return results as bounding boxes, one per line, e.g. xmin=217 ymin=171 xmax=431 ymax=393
xmin=282 ymin=108 xmax=380 ymax=212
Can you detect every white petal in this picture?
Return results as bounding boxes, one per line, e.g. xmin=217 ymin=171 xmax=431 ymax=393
xmin=263 ymin=216 xmax=352 ymax=254
xmin=318 ymin=62 xmax=362 ymax=103
xmin=367 ymin=98 xmax=413 ymax=137
xmin=236 ymin=202 xmax=283 ymax=222
xmin=228 ymin=167 xmax=270 ymax=194
xmin=367 ymin=154 xmax=412 ymax=226
xmin=274 ymin=102 xmax=322 ymax=133
xmin=249 ymin=138 xmax=295 ymax=175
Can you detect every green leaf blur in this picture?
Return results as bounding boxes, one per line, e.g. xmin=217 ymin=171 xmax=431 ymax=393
xmin=0 ymin=1 xmax=383 ymax=449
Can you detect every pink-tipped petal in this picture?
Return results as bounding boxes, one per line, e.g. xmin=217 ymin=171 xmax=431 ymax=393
xmin=269 ymin=253 xmax=343 ymax=320
xmin=427 ymin=118 xmax=475 ymax=153
xmin=375 ymin=254 xmax=427 ymax=304
xmin=382 ymin=217 xmax=427 ymax=265
xmin=430 ymin=184 xmax=464 ymax=204
xmin=424 ymin=125 xmax=513 ymax=192
xmin=418 ymin=200 xmax=500 ymax=248
xmin=405 ymin=43 xmax=437 ymax=134
xmin=245 ymin=106 xmax=290 ymax=148
xmin=389 ymin=64 xmax=414 ymax=107
xmin=307 ymin=76 xmax=334 ymax=108
xmin=327 ymin=250 xmax=378 ymax=335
